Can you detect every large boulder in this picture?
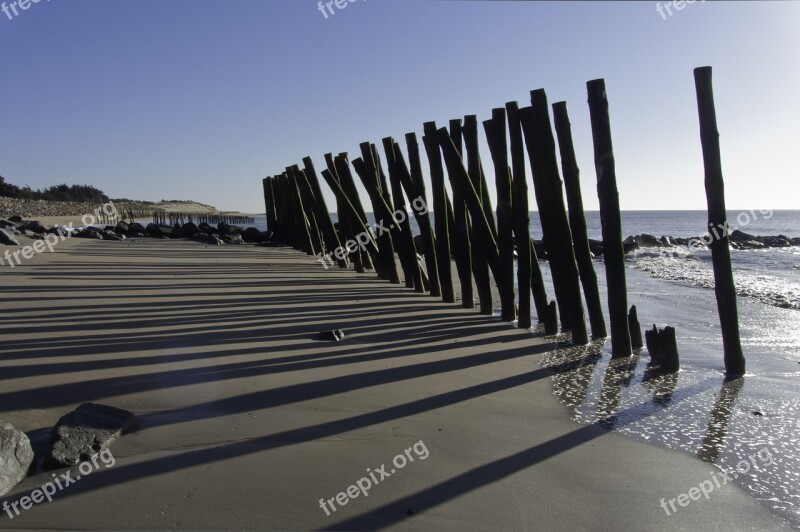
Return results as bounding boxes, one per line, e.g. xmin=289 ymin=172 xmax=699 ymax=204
xmin=0 ymin=421 xmax=35 ymax=496
xmin=198 ymin=222 xmax=217 ymax=235
xmin=0 ymin=227 xmax=20 ymax=246
xmin=179 ymin=222 xmax=199 ymax=238
xmin=46 ymin=403 xmax=137 ymax=469
xmin=145 ymin=223 xmax=179 ymax=239
xmin=114 ymin=221 xmax=130 ymax=235
xmin=217 ymin=222 xmax=243 ymax=237
xmin=633 ymin=234 xmax=663 ymax=248
xmin=242 ymin=227 xmax=267 ymax=243
xmin=20 ymin=220 xmax=48 ymax=234
xmin=8 ymin=215 xmax=22 ymax=223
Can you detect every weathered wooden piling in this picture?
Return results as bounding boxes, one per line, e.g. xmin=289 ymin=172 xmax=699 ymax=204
xmin=552 ymin=101 xmax=607 ymax=339
xmin=462 ymin=116 xmax=495 ymax=315
xmin=381 ymin=137 xmax=425 ymax=292
xmin=628 ymin=305 xmax=643 ymax=350
xmin=426 ymin=121 xmax=473 ymax=308
xmin=520 ymin=90 xmax=588 ymax=345
xmin=694 ymin=66 xmax=746 ymax=377
xmin=587 ymin=78 xmax=633 ymax=357
xmin=289 ymin=165 xmax=323 ymax=255
xmin=348 ymin=149 xmax=402 ymax=284
xmin=421 ymin=122 xmax=457 ymax=304
xmin=482 ymin=108 xmax=517 ymax=321
xmin=403 ymin=133 xmax=442 ymax=298
xmin=507 ymin=101 xmax=550 ymax=326
xmin=324 ymin=154 xmax=371 ymax=273
xmin=645 ymin=325 xmax=679 ymax=373
xmin=302 ymin=156 xmax=347 ymax=268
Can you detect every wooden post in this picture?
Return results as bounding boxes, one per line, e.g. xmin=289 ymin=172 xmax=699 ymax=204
xmin=462 ymin=116 xmax=495 ymax=315
xmin=587 ymin=78 xmax=633 ymax=357
xmin=403 ymin=133 xmax=442 ymax=298
xmin=552 ymin=101 xmax=607 ymax=339
xmin=302 ymin=156 xmax=347 ymax=268
xmin=421 ymin=122 xmax=457 ymax=304
xmin=290 ymin=165 xmax=323 ymax=255
xmin=645 ymin=325 xmax=680 ymax=373
xmin=505 ymin=102 xmax=532 ymax=328
xmin=426 ymin=121 xmax=473 ymax=308
xmin=348 ymin=151 xmax=402 ymax=285
xmin=694 ymin=66 xmax=746 ymax=377
xmin=381 ymin=137 xmax=424 ymax=292
xmin=482 ymin=109 xmax=517 ymax=321
xmin=520 ymin=91 xmax=588 ymax=345
xmin=628 ymin=305 xmax=643 ymax=350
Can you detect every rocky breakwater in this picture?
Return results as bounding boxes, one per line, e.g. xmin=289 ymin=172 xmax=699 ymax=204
xmin=0 ymin=197 xmax=113 ymax=219
xmin=1 ymin=216 xmax=275 ymax=251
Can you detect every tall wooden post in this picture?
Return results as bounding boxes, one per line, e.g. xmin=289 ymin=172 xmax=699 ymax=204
xmin=694 ymin=66 xmax=745 ymax=377
xmin=520 ymin=92 xmax=588 ymax=345
xmin=483 ymin=108 xmax=517 ymax=321
xmin=552 ymin=101 xmax=607 ymax=339
xmin=427 ymin=121 xmax=473 ymax=308
xmin=587 ymin=79 xmax=632 ymax=357
xmin=404 ymin=133 xmax=442 ymax=298
xmin=421 ymin=122 xmax=457 ymax=304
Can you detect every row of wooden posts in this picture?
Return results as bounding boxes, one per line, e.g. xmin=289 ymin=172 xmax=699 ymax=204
xmin=101 ymin=209 xmax=254 ymax=227
xmin=261 ymin=67 xmax=745 ymax=377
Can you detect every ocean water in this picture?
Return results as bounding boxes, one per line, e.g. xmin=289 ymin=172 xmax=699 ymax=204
xmin=253 ymin=209 xmax=799 ymax=525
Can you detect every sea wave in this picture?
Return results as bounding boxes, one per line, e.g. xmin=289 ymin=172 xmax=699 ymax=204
xmin=628 ymin=247 xmax=800 ymax=310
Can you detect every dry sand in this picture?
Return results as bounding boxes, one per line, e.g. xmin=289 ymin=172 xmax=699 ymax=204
xmin=0 ymin=236 xmax=789 ymax=530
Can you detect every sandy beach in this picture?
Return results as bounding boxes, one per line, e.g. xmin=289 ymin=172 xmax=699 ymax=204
xmin=0 ymin=235 xmax=788 ymax=530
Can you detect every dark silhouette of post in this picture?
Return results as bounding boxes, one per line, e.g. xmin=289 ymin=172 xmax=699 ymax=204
xmin=552 ymin=101 xmax=607 ymax=339
xmin=421 ymin=122 xmax=456 ymax=303
xmin=587 ymin=79 xmax=632 ymax=357
xmin=694 ymin=66 xmax=746 ymax=377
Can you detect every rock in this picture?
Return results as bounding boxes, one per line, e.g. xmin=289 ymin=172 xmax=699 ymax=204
xmin=191 ymin=233 xmax=223 ymax=245
xmin=218 ymin=223 xmax=243 ymax=237
xmin=0 ymin=421 xmax=35 ymax=496
xmin=145 ymin=223 xmax=180 ymax=239
xmin=588 ymin=239 xmax=603 ymax=257
xmin=21 ymin=220 xmax=48 ymax=234
xmin=198 ymin=222 xmax=217 ymax=235
xmin=128 ymin=222 xmax=146 ymax=234
xmin=633 ymin=234 xmax=664 ymax=248
xmin=623 ymin=241 xmax=639 ymax=254
xmin=222 ymin=234 xmax=244 ymax=245
xmin=114 ymin=221 xmax=130 ymax=235
xmin=0 ymin=227 xmax=20 ymax=246
xmin=317 ymin=329 xmax=346 ymax=342
xmin=179 ymin=222 xmax=199 ymax=238
xmin=729 ymin=230 xmax=756 ymax=243
xmin=8 ymin=215 xmax=23 ymax=223
xmin=756 ymin=235 xmax=792 ymax=248
xmin=103 ymin=230 xmax=125 ymax=241
xmin=46 ymin=403 xmax=137 ymax=469
xmin=242 ymin=227 xmax=267 ymax=243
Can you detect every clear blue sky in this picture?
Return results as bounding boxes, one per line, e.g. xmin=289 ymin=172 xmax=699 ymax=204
xmin=1 ymin=1 xmax=797 ymax=213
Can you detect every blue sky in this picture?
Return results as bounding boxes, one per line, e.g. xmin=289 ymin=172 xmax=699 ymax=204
xmin=1 ymin=1 xmax=798 ymax=213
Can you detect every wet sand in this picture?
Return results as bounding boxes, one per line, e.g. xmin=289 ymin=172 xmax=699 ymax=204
xmin=0 ymin=236 xmax=789 ymax=530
